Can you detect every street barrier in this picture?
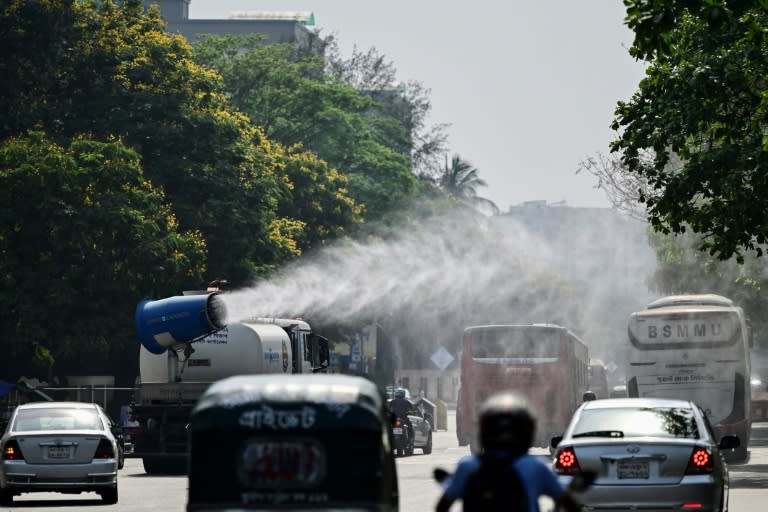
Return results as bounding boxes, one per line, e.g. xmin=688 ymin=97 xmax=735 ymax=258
xmin=415 ymin=397 xmax=448 ymax=431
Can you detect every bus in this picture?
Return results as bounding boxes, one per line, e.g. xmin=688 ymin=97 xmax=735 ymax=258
xmin=456 ymin=324 xmax=590 ymax=453
xmin=626 ymin=294 xmax=752 ymax=461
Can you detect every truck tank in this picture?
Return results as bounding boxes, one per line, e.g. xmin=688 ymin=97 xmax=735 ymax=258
xmin=139 ymin=322 xmax=293 ymax=383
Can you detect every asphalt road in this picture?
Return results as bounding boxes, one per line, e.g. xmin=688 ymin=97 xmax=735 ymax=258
xmin=5 ymin=412 xmax=768 ymax=511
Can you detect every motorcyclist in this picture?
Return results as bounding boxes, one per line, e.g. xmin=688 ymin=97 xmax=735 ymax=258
xmin=435 ymin=391 xmax=583 ymax=512
xmin=389 ymin=388 xmax=414 ymax=445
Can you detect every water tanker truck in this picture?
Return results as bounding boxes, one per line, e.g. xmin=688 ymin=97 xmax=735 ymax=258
xmin=130 ymin=291 xmax=330 ymax=474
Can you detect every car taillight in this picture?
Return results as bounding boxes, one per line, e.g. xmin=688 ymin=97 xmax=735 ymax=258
xmin=94 ymin=438 xmax=115 ymax=459
xmin=3 ymin=440 xmax=24 ymax=461
xmin=685 ymin=447 xmax=713 ymax=474
xmin=554 ymin=446 xmax=581 ymax=475
xmin=394 ymin=419 xmax=402 ymax=427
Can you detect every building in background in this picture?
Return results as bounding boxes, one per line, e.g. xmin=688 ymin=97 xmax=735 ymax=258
xmin=142 ymin=0 xmax=322 ymax=49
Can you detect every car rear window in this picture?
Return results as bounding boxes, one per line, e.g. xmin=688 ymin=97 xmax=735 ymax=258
xmin=13 ymin=407 xmax=103 ymax=432
xmin=573 ymin=407 xmax=699 ymax=439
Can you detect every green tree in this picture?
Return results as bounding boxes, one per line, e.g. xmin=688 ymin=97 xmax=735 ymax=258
xmin=324 ymin=42 xmax=450 ymax=177
xmin=614 ymin=2 xmax=768 ymax=261
xmin=0 ymin=131 xmax=206 ymax=381
xmin=437 ymin=154 xmax=499 ymax=215
xmin=0 ymin=0 xmax=296 ymax=283
xmin=622 ymin=0 xmax=759 ymax=60
xmin=192 ymin=35 xmax=418 ymax=222
xmin=252 ymin=130 xmax=363 ymax=252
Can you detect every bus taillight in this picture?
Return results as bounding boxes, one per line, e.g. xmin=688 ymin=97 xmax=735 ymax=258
xmin=554 ymin=446 xmax=581 ymax=475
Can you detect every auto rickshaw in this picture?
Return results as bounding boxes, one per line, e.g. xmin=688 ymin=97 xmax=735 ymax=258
xmin=187 ymin=374 xmax=399 ymax=511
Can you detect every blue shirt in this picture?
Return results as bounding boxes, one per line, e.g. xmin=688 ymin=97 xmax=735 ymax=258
xmin=442 ymin=452 xmax=565 ymax=512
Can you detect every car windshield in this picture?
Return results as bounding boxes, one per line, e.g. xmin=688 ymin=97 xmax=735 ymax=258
xmin=13 ymin=407 xmax=103 ymax=432
xmin=571 ymin=407 xmax=699 ymax=439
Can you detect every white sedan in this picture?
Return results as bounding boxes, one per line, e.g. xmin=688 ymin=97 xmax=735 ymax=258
xmin=0 ymin=401 xmax=120 ymax=505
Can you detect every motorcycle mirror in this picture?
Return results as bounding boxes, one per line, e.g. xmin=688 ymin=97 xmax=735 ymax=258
xmin=433 ymin=468 xmax=450 ymax=484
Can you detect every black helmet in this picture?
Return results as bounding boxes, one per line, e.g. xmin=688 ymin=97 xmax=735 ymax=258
xmin=394 ymin=388 xmax=407 ymax=399
xmin=478 ymin=391 xmax=536 ymax=455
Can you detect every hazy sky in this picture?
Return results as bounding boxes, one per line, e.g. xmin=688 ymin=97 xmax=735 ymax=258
xmin=188 ymin=1 xmax=647 ymax=211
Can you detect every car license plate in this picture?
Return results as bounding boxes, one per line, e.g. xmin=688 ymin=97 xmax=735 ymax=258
xmin=47 ymin=446 xmax=70 ymax=459
xmin=617 ymin=459 xmax=649 ymax=479
xmin=392 ymin=428 xmax=403 ymax=435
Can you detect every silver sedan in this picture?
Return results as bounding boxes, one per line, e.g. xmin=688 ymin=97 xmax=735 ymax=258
xmin=0 ymin=401 xmax=120 ymax=506
xmin=551 ymin=397 xmax=739 ymax=512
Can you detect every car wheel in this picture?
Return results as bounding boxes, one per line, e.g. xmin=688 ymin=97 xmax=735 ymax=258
xmin=100 ymin=485 xmax=118 ymax=504
xmin=0 ymin=489 xmax=13 ymax=506
xmin=720 ymin=483 xmax=728 ymax=512
xmin=118 ymin=446 xmax=125 ymax=470
xmin=423 ymin=432 xmax=433 ymax=455
xmin=405 ymin=438 xmax=415 ymax=456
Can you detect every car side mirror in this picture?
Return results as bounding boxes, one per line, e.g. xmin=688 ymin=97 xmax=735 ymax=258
xmin=718 ymin=434 xmax=740 ymax=450
xmin=550 ymin=435 xmax=563 ymax=449
xmin=111 ymin=425 xmax=123 ymax=436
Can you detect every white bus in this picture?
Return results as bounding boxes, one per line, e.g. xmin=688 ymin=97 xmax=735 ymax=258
xmin=626 ymin=294 xmax=752 ymax=461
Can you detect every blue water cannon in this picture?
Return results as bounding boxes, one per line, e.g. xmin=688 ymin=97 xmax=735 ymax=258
xmin=135 ymin=293 xmax=227 ymax=354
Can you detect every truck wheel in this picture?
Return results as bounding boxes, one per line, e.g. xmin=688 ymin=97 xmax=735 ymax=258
xmin=142 ymin=456 xmax=160 ymax=474
xmin=143 ymin=456 xmax=186 ymax=475
xmin=0 ymin=489 xmax=13 ymax=506
xmin=100 ymin=485 xmax=118 ymax=504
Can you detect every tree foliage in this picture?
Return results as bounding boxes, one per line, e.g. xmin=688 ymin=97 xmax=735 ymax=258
xmin=192 ymin=35 xmax=421 ymax=222
xmin=614 ymin=1 xmax=768 ymax=262
xmin=0 ymin=0 xmax=298 ymax=284
xmin=324 ymin=41 xmax=450 ymax=177
xmin=437 ymin=154 xmax=500 ymax=215
xmin=0 ymin=131 xmax=206 ymax=380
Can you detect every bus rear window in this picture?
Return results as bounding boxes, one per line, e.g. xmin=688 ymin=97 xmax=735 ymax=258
xmin=469 ymin=328 xmax=560 ymax=359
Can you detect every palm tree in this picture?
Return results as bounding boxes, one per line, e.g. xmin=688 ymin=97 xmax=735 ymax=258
xmin=438 ymin=154 xmax=500 ymax=215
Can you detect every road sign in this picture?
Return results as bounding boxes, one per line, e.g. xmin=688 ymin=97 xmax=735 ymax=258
xmin=431 ymin=346 xmax=455 ymax=370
